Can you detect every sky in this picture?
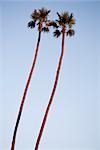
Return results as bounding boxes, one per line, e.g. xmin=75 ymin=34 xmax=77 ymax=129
xmin=0 ymin=0 xmax=100 ymax=150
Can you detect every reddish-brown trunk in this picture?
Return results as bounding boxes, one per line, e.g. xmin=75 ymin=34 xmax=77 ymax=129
xmin=35 ymin=31 xmax=65 ymax=150
xmin=11 ymin=31 xmax=41 ymax=150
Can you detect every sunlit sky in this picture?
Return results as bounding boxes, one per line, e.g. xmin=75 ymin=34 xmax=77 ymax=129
xmin=0 ymin=1 xmax=100 ymax=150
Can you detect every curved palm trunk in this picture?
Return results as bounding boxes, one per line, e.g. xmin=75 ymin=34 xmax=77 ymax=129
xmin=35 ymin=31 xmax=65 ymax=150
xmin=11 ymin=31 xmax=41 ymax=150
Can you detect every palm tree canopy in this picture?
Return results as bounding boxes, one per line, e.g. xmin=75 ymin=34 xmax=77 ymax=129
xmin=56 ymin=12 xmax=75 ymax=27
xmin=28 ymin=8 xmax=51 ymax=32
xmin=52 ymin=11 xmax=75 ymax=38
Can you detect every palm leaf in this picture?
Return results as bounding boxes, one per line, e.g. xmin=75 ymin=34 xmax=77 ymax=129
xmin=28 ymin=21 xmax=35 ymax=28
xmin=56 ymin=11 xmax=70 ymax=26
xmin=47 ymin=10 xmax=51 ymax=15
xmin=39 ymin=8 xmax=50 ymax=20
xmin=69 ymin=19 xmax=75 ymax=25
xmin=42 ymin=27 xmax=49 ymax=32
xmin=51 ymin=21 xmax=59 ymax=28
xmin=68 ymin=13 xmax=75 ymax=27
xmin=68 ymin=13 xmax=73 ymax=22
xmin=57 ymin=12 xmax=61 ymax=19
xmin=67 ymin=29 xmax=75 ymax=36
xmin=61 ymin=12 xmax=69 ymax=19
xmin=53 ymin=30 xmax=61 ymax=38
xmin=47 ymin=21 xmax=58 ymax=28
xmin=31 ymin=9 xmax=39 ymax=20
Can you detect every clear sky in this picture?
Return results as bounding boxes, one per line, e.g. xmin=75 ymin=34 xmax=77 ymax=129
xmin=0 ymin=0 xmax=100 ymax=150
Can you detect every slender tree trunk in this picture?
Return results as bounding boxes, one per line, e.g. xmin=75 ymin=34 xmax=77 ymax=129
xmin=11 ymin=31 xmax=41 ymax=150
xmin=35 ymin=31 xmax=65 ymax=150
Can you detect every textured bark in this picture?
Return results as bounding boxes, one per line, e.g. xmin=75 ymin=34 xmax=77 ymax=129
xmin=35 ymin=31 xmax=65 ymax=150
xmin=11 ymin=31 xmax=41 ymax=150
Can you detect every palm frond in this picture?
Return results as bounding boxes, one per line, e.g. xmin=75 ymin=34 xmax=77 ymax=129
xmin=56 ymin=11 xmax=70 ymax=26
xmin=55 ymin=19 xmax=63 ymax=26
xmin=53 ymin=30 xmax=61 ymax=38
xmin=68 ymin=13 xmax=73 ymax=22
xmin=61 ymin=12 xmax=69 ymax=24
xmin=39 ymin=8 xmax=50 ymax=20
xmin=42 ymin=27 xmax=49 ymax=32
xmin=31 ymin=9 xmax=39 ymax=20
xmin=57 ymin=12 xmax=61 ymax=19
xmin=67 ymin=29 xmax=75 ymax=36
xmin=46 ymin=21 xmax=59 ymax=28
xmin=68 ymin=13 xmax=75 ymax=27
xmin=61 ymin=12 xmax=69 ymax=19
xmin=47 ymin=10 xmax=51 ymax=15
xmin=51 ymin=21 xmax=59 ymax=28
xmin=68 ymin=18 xmax=75 ymax=28
xmin=28 ymin=21 xmax=35 ymax=28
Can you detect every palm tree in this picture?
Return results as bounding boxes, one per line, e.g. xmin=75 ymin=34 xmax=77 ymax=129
xmin=11 ymin=8 xmax=51 ymax=150
xmin=35 ymin=11 xmax=75 ymax=150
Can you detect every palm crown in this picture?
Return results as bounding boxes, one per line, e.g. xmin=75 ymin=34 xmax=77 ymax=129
xmin=48 ymin=11 xmax=75 ymax=38
xmin=28 ymin=8 xmax=51 ymax=32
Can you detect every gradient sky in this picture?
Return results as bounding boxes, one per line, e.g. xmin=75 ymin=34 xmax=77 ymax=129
xmin=0 ymin=1 xmax=100 ymax=150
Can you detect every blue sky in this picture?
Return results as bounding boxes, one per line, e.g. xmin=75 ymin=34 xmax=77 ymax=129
xmin=0 ymin=1 xmax=100 ymax=150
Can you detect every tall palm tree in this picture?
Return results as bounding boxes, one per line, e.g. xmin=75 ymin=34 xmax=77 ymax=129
xmin=35 ymin=11 xmax=75 ymax=150
xmin=11 ymin=8 xmax=51 ymax=150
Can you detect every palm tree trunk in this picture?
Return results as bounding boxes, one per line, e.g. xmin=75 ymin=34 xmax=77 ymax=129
xmin=11 ymin=31 xmax=41 ymax=150
xmin=35 ymin=31 xmax=65 ymax=150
